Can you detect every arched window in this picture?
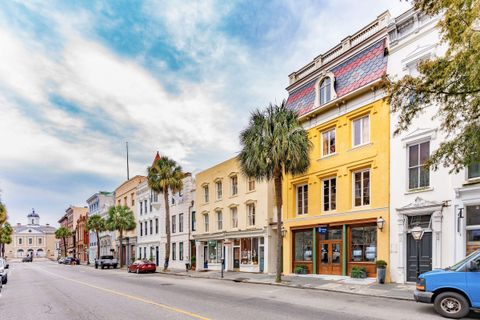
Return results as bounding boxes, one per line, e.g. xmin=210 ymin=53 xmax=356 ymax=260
xmin=319 ymin=78 xmax=332 ymax=105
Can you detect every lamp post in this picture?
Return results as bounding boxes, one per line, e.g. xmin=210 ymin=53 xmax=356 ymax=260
xmin=411 ymin=225 xmax=424 ymax=278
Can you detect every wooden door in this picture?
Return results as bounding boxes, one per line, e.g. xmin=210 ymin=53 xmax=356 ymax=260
xmin=407 ymin=232 xmax=432 ymax=282
xmin=318 ymin=241 xmax=342 ymax=275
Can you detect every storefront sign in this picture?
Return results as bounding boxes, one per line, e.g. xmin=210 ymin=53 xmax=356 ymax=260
xmin=317 ymin=227 xmax=328 ymax=234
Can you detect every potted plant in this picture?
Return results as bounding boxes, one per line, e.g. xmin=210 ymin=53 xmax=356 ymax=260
xmin=294 ymin=265 xmax=308 ymax=274
xmin=350 ymin=266 xmax=367 ymax=278
xmin=376 ymin=260 xmax=387 ymax=284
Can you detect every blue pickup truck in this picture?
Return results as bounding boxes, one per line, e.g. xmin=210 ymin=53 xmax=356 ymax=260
xmin=414 ymin=250 xmax=480 ymax=318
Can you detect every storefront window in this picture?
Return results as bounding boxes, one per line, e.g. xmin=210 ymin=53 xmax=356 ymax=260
xmin=466 ymin=206 xmax=480 ymax=254
xmin=350 ymin=226 xmax=376 ymax=262
xmin=294 ymin=230 xmax=313 ymax=261
xmin=241 ymin=237 xmax=258 ymax=265
xmin=208 ymin=240 xmax=222 ymax=263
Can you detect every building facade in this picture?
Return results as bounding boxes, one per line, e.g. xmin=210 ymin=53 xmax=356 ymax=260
xmin=76 ymin=214 xmax=89 ymax=263
xmin=114 ymin=175 xmax=147 ymax=265
xmin=86 ymin=191 xmax=115 ymax=263
xmin=388 ymin=9 xmax=480 ymax=283
xmin=283 ymin=12 xmax=391 ymax=278
xmin=194 ymin=157 xmax=277 ymax=273
xmin=58 ymin=206 xmax=88 ymax=258
xmin=4 ymin=210 xmax=57 ymax=259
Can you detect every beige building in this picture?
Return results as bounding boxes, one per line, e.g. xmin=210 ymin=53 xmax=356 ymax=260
xmin=114 ymin=175 xmax=147 ymax=265
xmin=193 ymin=157 xmax=278 ymax=273
xmin=5 ymin=209 xmax=57 ymax=259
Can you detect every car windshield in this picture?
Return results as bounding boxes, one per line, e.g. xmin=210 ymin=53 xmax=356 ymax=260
xmin=446 ymin=250 xmax=480 ymax=271
xmin=133 ymin=260 xmax=144 ymax=264
xmin=101 ymin=256 xmax=114 ymax=259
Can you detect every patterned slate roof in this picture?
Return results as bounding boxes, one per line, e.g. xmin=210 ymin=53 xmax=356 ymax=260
xmin=286 ymin=39 xmax=387 ymax=116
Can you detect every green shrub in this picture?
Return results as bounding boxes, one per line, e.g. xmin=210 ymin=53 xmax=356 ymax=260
xmin=375 ymin=260 xmax=387 ymax=269
xmin=294 ymin=265 xmax=308 ymax=274
xmin=351 ymin=266 xmax=367 ymax=278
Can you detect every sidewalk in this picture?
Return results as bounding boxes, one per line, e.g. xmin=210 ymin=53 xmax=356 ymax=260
xmin=156 ymin=268 xmax=415 ymax=301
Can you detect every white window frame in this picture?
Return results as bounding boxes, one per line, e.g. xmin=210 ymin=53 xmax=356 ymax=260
xmin=296 ymin=184 xmax=308 ymax=215
xmin=322 ymin=177 xmax=336 ymax=212
xmin=216 ymin=210 xmax=223 ymax=230
xmin=407 ymin=140 xmax=430 ymax=190
xmin=204 ymin=214 xmax=209 ymax=233
xmin=215 ymin=181 xmax=222 ymax=200
xmin=321 ymin=128 xmax=336 ymax=157
xmin=352 ymin=115 xmax=370 ymax=147
xmin=203 ymin=185 xmax=209 ymax=203
xmin=352 ymin=169 xmax=371 ymax=207
xmin=247 ymin=203 xmax=256 ymax=226
xmin=231 ymin=176 xmax=238 ymax=196
xmin=247 ymin=177 xmax=256 ymax=192
xmin=467 ymin=162 xmax=480 ymax=181
xmin=319 ymin=77 xmax=332 ymax=105
xmin=231 ymin=207 xmax=238 ymax=228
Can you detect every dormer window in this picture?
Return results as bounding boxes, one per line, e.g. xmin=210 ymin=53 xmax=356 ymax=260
xmin=316 ymin=72 xmax=336 ymax=107
xmin=320 ymin=78 xmax=331 ymax=105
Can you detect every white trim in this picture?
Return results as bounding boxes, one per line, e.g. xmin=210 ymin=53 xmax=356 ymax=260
xmin=321 ymin=127 xmax=336 ymax=158
xmin=322 ymin=176 xmax=337 ymax=213
xmin=296 ymin=184 xmax=308 ymax=215
xmin=352 ymin=169 xmax=371 ymax=208
xmin=352 ymin=115 xmax=370 ymax=147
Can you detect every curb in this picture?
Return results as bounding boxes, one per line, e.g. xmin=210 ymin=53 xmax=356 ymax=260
xmin=155 ymin=271 xmax=414 ymax=302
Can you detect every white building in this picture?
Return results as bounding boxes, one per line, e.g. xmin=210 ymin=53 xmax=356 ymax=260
xmin=388 ymin=9 xmax=480 ymax=283
xmin=86 ymin=191 xmax=115 ymax=263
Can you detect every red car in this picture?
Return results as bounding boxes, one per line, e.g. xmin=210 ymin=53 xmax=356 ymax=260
xmin=128 ymin=260 xmax=157 ymax=274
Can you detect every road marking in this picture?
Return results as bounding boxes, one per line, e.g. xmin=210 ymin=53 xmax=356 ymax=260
xmin=39 ymin=267 xmax=210 ymax=320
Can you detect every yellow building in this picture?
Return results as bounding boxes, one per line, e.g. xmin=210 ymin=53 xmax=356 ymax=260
xmin=114 ymin=175 xmax=147 ymax=265
xmin=193 ymin=157 xmax=278 ymax=273
xmin=283 ymin=12 xmax=391 ymax=278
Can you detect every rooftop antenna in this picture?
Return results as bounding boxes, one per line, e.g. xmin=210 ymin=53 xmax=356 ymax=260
xmin=126 ymin=141 xmax=130 ymax=180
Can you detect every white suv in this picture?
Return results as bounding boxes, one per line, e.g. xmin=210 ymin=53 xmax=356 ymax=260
xmin=0 ymin=258 xmax=9 ymax=285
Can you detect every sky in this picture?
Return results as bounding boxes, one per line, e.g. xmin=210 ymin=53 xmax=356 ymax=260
xmin=0 ymin=0 xmax=411 ymax=226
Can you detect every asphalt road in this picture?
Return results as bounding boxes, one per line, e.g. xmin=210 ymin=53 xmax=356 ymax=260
xmin=1 ymin=261 xmax=478 ymax=320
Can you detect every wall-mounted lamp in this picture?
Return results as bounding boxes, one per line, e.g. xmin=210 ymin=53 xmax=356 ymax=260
xmin=281 ymin=227 xmax=287 ymax=238
xmin=377 ymin=216 xmax=385 ymax=230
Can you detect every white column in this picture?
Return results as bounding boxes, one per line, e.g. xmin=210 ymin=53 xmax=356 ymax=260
xmin=396 ymin=214 xmax=406 ymax=284
xmin=432 ymin=210 xmax=443 ymax=269
xmin=195 ymin=241 xmax=204 ymax=271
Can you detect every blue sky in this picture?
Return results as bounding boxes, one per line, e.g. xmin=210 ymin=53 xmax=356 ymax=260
xmin=0 ymin=0 xmax=411 ymax=226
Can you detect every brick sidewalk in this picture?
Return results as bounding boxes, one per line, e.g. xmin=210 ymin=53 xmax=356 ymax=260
xmin=156 ymin=268 xmax=415 ymax=301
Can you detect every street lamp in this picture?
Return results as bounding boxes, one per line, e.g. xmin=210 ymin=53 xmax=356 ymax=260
xmin=411 ymin=225 xmax=424 ymax=278
xmin=376 ymin=216 xmax=385 ymax=230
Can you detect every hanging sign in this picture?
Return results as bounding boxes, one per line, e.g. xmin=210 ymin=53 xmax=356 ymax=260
xmin=317 ymin=227 xmax=328 ymax=234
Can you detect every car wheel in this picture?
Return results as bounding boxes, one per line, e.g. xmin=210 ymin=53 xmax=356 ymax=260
xmin=101 ymin=264 xmax=104 ymax=269
xmin=95 ymin=264 xmax=98 ymax=269
xmin=434 ymin=292 xmax=470 ymax=319
xmin=127 ymin=268 xmax=131 ymax=273
xmin=2 ymin=276 xmax=7 ymax=285
xmin=114 ymin=264 xmax=118 ymax=269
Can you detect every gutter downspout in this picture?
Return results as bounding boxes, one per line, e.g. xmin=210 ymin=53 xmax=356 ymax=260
xmin=188 ymin=200 xmax=194 ymax=263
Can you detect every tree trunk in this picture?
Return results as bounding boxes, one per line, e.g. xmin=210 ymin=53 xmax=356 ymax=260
xmin=274 ymin=173 xmax=283 ymax=283
xmin=96 ymin=230 xmax=101 ymax=260
xmin=119 ymin=230 xmax=123 ymax=268
xmin=63 ymin=236 xmax=67 ymax=257
xmin=164 ymin=191 xmax=171 ymax=271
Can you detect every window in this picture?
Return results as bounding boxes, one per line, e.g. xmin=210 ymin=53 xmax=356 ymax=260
xmin=144 ymin=200 xmax=147 ymax=214
xmin=138 ymin=248 xmax=142 ymax=259
xmin=204 ymin=214 xmax=209 ymax=232
xmin=179 ymin=213 xmax=184 ymax=232
xmin=171 ymin=195 xmax=175 ymax=205
xmin=319 ymin=77 xmax=332 ymax=105
xmin=351 ymin=226 xmax=377 ymax=262
xmin=468 ymin=163 xmax=480 ymax=180
xmin=248 ymin=177 xmax=255 ymax=191
xmin=231 ymin=176 xmax=238 ymax=196
xmin=322 ymin=128 xmax=336 ymax=156
xmin=18 ymin=238 xmax=22 ymax=245
xmin=124 ymin=196 xmax=127 ymax=205
xmin=172 ymin=243 xmax=176 ymax=260
xmin=155 ymin=218 xmax=159 ymax=234
xmin=216 ymin=210 xmax=223 ymax=230
xmin=466 ymin=205 xmax=480 ymax=255
xmin=172 ymin=215 xmax=176 ymax=233
xmin=192 ymin=211 xmax=196 ymax=231
xmin=408 ymin=141 xmax=430 ymax=190
xmin=297 ymin=184 xmax=308 ymax=215
xmin=179 ymin=242 xmax=184 ymax=261
xmin=140 ymin=222 xmax=143 ymax=236
xmin=352 ymin=116 xmax=370 ymax=146
xmin=208 ymin=240 xmax=222 ymax=263
xmin=140 ymin=201 xmax=143 ymax=215
xmin=150 ymin=220 xmax=153 ymax=235
xmin=203 ymin=185 xmax=209 ymax=203
xmin=247 ymin=203 xmax=255 ymax=226
xmin=241 ymin=238 xmax=258 ymax=265
xmin=231 ymin=207 xmax=238 ymax=228
xmin=323 ymin=177 xmax=336 ymax=211
xmin=29 ymin=238 xmax=32 ymax=245
xmin=294 ymin=230 xmax=313 ymax=261
xmin=144 ymin=247 xmax=146 ymax=259
xmin=216 ymin=181 xmax=222 ymax=200
xmin=153 ymin=192 xmax=158 ymax=203
xmin=131 ymin=193 xmax=135 ymax=206
xmin=354 ymin=170 xmax=370 ymax=207
xmin=144 ymin=221 xmax=148 ymax=236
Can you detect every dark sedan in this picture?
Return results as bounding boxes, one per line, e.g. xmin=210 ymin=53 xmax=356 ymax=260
xmin=63 ymin=257 xmax=80 ymax=265
xmin=128 ymin=260 xmax=156 ymax=274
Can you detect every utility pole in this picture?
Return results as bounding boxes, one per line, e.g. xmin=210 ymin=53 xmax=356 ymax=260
xmin=126 ymin=141 xmax=130 ymax=180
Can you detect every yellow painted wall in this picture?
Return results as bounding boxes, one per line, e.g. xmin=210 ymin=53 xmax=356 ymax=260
xmin=282 ymin=98 xmax=390 ymax=278
xmin=114 ymin=175 xmax=147 ymax=238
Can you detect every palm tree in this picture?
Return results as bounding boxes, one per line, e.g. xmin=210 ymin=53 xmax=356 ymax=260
xmin=239 ymin=100 xmax=312 ymax=283
xmin=86 ymin=215 xmax=106 ymax=260
xmin=55 ymin=226 xmax=72 ymax=258
xmin=147 ymin=155 xmax=183 ymax=271
xmin=106 ymin=205 xmax=136 ymax=268
xmin=0 ymin=222 xmax=12 ymax=258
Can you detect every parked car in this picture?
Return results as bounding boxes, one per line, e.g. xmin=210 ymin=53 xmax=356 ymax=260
xmin=0 ymin=258 xmax=9 ymax=285
xmin=63 ymin=257 xmax=80 ymax=265
xmin=128 ymin=260 xmax=156 ymax=274
xmin=22 ymin=256 xmax=32 ymax=262
xmin=57 ymin=257 xmax=65 ymax=264
xmin=414 ymin=249 xmax=480 ymax=319
xmin=95 ymin=255 xmax=118 ymax=269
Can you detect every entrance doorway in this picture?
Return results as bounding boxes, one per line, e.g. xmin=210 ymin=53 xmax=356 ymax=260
xmin=203 ymin=246 xmax=208 ymax=269
xmin=259 ymin=245 xmax=264 ymax=273
xmin=318 ymin=241 xmax=342 ymax=275
xmin=233 ymin=247 xmax=240 ymax=270
xmin=406 ymin=232 xmax=432 ymax=282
